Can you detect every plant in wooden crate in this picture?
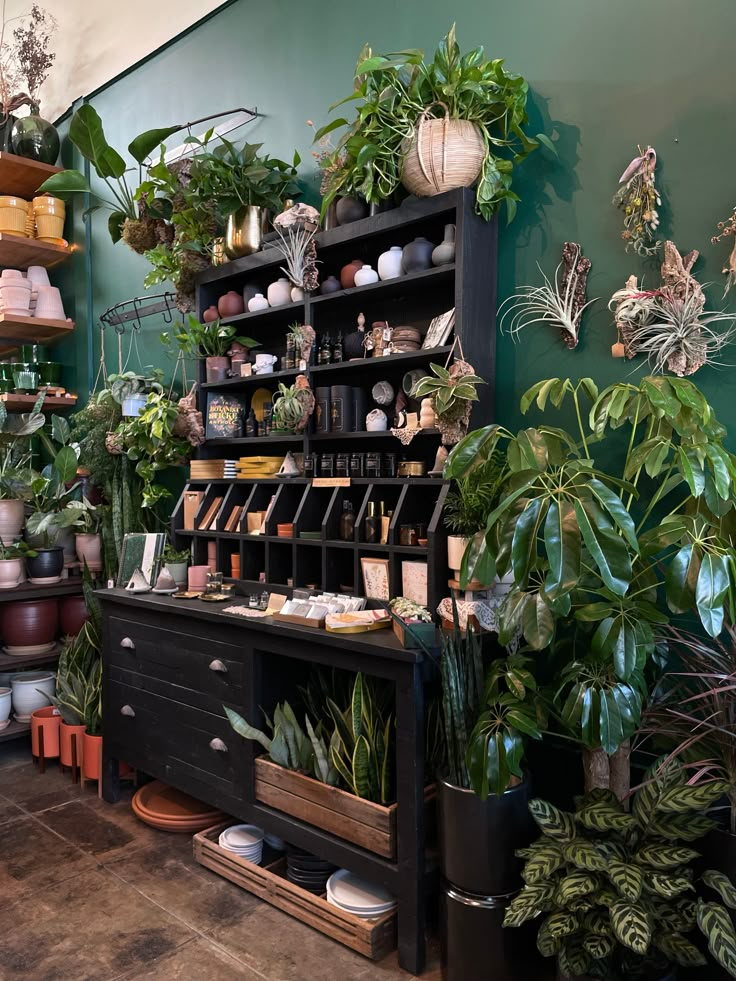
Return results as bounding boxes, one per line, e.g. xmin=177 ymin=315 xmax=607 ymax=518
xmin=315 ymin=25 xmax=553 ymax=220
xmin=411 ymin=360 xmax=485 ymax=445
xmin=504 ymin=759 xmax=736 ymax=979
xmin=388 ymin=597 xmax=435 ymax=650
xmin=444 ymin=375 xmax=736 ymax=798
xmin=0 ymin=392 xmax=46 ymax=543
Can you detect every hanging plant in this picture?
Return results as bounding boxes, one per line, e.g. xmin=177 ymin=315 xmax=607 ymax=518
xmin=712 ymin=204 xmax=736 ymax=297
xmin=411 ymin=360 xmax=484 ymax=445
xmin=499 ymin=243 xmax=597 ymax=349
xmin=612 ymin=145 xmax=662 ymax=256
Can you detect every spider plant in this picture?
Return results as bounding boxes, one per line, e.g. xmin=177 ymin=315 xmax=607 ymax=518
xmin=625 ymin=284 xmax=736 ymax=377
xmin=499 ymin=258 xmax=598 ymax=348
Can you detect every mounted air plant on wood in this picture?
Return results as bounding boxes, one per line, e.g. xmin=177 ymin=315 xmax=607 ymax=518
xmin=712 ymin=204 xmax=736 ymax=297
xmin=612 ymin=144 xmax=662 ymax=256
xmin=271 ymin=205 xmax=320 ymax=294
xmin=498 ymin=242 xmax=596 ymax=349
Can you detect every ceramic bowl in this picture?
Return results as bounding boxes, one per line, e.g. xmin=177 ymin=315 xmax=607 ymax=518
xmin=10 ymin=671 xmax=55 ymax=716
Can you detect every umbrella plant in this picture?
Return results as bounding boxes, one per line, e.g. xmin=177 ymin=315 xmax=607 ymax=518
xmin=444 ymin=375 xmax=736 ymax=797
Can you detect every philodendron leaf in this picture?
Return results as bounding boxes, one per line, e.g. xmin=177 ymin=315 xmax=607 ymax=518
xmin=528 ymin=798 xmax=577 ymax=841
xmin=702 ymin=870 xmax=736 ymax=910
xmin=128 ymin=125 xmax=182 ymax=163
xmin=610 ymin=900 xmax=651 ymax=955
xmin=70 ymin=103 xmax=127 ymax=178
xmin=37 ymin=168 xmax=91 ymax=198
xmin=697 ymin=899 xmax=736 ymax=975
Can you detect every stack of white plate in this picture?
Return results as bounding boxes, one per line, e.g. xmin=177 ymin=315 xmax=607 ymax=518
xmin=218 ymin=824 xmax=264 ymax=864
xmin=326 ymin=869 xmax=397 ymax=919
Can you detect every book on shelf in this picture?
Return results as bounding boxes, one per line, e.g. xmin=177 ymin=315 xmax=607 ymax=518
xmin=198 ymin=496 xmax=223 ymax=531
xmin=224 ymin=505 xmax=243 ymax=532
xmin=206 ymin=394 xmax=244 ymax=439
xmin=183 ymin=491 xmax=204 ymax=529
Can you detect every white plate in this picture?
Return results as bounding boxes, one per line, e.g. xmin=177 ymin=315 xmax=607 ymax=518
xmin=220 ymin=824 xmax=264 ymax=847
xmin=326 ymin=887 xmax=396 ymax=914
xmin=326 ymin=896 xmax=395 ymax=918
xmin=3 ymin=642 xmax=56 ymax=655
xmin=326 ymin=869 xmax=396 ymax=911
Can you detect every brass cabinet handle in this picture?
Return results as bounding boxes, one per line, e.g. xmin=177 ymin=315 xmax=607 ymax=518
xmin=120 ymin=705 xmax=135 ymax=717
xmin=120 ymin=637 xmax=136 ymax=650
xmin=208 ymin=659 xmax=228 ymax=673
xmin=209 ymin=737 xmax=228 ymax=753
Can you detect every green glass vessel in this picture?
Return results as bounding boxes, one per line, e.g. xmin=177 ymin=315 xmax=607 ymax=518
xmin=11 ymin=111 xmax=60 ymax=165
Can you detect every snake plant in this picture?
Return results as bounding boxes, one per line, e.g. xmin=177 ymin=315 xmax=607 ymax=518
xmin=505 ymin=758 xmax=736 ymax=979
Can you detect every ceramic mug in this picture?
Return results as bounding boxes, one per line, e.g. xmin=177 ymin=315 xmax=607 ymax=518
xmin=254 ymin=354 xmax=277 ymax=374
xmin=188 ymin=565 xmax=210 ymax=591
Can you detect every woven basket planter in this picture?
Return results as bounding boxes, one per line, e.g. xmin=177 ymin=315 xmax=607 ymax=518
xmin=401 ymin=103 xmax=485 ymax=198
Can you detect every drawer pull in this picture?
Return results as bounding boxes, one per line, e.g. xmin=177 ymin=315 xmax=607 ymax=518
xmin=120 ymin=637 xmax=136 ymax=650
xmin=209 ymin=737 xmax=228 ymax=753
xmin=120 ymin=705 xmax=136 ymax=717
xmin=208 ymin=659 xmax=228 ymax=673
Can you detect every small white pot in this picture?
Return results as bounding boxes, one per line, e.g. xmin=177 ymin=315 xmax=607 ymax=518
xmin=75 ymin=533 xmax=102 ymax=572
xmin=366 ymin=409 xmax=388 ymax=432
xmin=290 ymin=286 xmax=304 ymax=302
xmin=248 ymin=293 xmax=269 ymax=312
xmin=447 ymin=535 xmax=471 ymax=576
xmin=122 ymin=393 xmax=147 ymax=417
xmin=267 ymin=278 xmax=292 ymax=307
xmin=11 ymin=671 xmax=55 ymax=717
xmin=0 ymin=687 xmax=11 ymax=723
xmin=493 ymin=571 xmax=516 ymax=596
xmin=353 ymin=264 xmax=379 ymax=287
xmin=377 ymin=246 xmax=403 ymax=281
xmin=0 ymin=557 xmax=24 ymax=589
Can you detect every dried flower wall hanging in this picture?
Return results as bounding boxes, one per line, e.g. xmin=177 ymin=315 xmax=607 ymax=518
xmin=612 ymin=145 xmax=661 ymax=256
xmin=711 ymin=204 xmax=736 ymax=297
xmin=499 ymin=242 xmax=596 ymax=349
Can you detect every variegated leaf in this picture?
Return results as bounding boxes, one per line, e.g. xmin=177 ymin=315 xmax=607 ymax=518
xmin=635 ymin=844 xmax=701 ymax=870
xmin=610 ymin=900 xmax=651 ymax=955
xmin=648 ymin=872 xmax=695 ymax=899
xmin=563 ymin=840 xmax=608 ymax=873
xmin=536 ymin=920 xmax=562 ymax=957
xmin=545 ymin=912 xmax=579 ymax=939
xmin=555 ymin=872 xmax=599 ymax=906
xmin=654 ymin=931 xmax=707 ymax=967
xmin=657 ymin=781 xmax=729 ymax=813
xmin=650 ymin=813 xmax=717 ymax=841
xmin=576 ymin=801 xmax=636 ymax=832
xmin=608 ymin=861 xmax=643 ymax=902
xmin=529 ymin=798 xmax=577 ymax=841
xmin=582 ymin=930 xmax=615 ymax=959
xmin=703 ymin=870 xmax=736 ymax=910
xmin=557 ymin=942 xmax=591 ymax=977
xmin=697 ymin=899 xmax=736 ymax=975
xmin=522 ymin=844 xmax=566 ymax=884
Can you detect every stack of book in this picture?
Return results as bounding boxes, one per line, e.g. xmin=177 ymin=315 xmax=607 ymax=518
xmin=236 ymin=456 xmax=284 ymax=478
xmin=190 ymin=459 xmax=238 ymax=480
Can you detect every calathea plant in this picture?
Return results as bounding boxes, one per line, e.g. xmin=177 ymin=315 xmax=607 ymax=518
xmin=445 ymin=376 xmax=736 ymax=797
xmin=504 ymin=760 xmax=736 ymax=979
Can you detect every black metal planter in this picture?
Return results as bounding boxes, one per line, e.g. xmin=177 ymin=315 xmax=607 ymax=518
xmin=26 ymin=546 xmax=64 ymax=583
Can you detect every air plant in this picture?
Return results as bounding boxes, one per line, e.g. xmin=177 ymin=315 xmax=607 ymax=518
xmin=623 ymin=283 xmax=736 ymax=377
xmin=712 ymin=205 xmax=736 ymax=297
xmin=613 ymin=145 xmax=662 ymax=256
xmin=270 ymin=222 xmax=319 ymax=292
xmin=609 ymin=275 xmax=658 ymax=358
xmin=499 ymin=243 xmax=597 ymax=349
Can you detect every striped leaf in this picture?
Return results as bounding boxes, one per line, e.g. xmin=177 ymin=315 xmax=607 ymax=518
xmin=650 ymin=813 xmax=717 ymax=841
xmin=595 ymin=840 xmax=627 ymax=863
xmin=657 ymin=781 xmax=729 ymax=813
xmin=610 ymin=900 xmax=651 ymax=955
xmin=504 ymin=883 xmax=555 ymax=927
xmin=351 ymin=734 xmax=371 ymax=798
xmin=555 ymin=872 xmax=599 ymax=906
xmin=596 ymin=887 xmax=620 ymax=907
xmin=655 ymin=898 xmax=697 ymax=932
xmin=545 ymin=912 xmax=579 ymax=939
xmin=557 ymin=942 xmax=591 ymax=977
xmin=576 ymin=787 xmax=621 ymax=810
xmin=608 ymin=861 xmax=643 ymax=902
xmin=648 ymin=873 xmax=695 ymax=899
xmin=536 ymin=920 xmax=562 ymax=957
xmin=583 ymin=910 xmax=610 ymax=934
xmin=635 ymin=845 xmax=701 ymax=870
xmin=576 ymin=802 xmax=636 ymax=833
xmin=529 ymin=798 xmax=576 ymax=841
xmin=582 ymin=930 xmax=615 ymax=960
xmin=567 ymin=896 xmax=595 ymax=913
xmin=703 ymin=870 xmax=736 ymax=910
xmin=697 ymin=899 xmax=736 ymax=976
xmin=522 ymin=844 xmax=565 ymax=884
xmin=563 ymin=840 xmax=608 ymax=873
xmin=655 ymin=931 xmax=707 ymax=967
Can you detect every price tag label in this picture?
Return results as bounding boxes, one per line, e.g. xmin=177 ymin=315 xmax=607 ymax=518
xmin=312 ymin=477 xmax=351 ymax=487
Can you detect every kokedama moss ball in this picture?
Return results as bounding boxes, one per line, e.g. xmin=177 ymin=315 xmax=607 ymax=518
xmin=122 ymin=218 xmax=159 ymax=254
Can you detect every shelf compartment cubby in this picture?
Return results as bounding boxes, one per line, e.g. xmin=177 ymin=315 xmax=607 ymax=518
xmin=355 ymin=484 xmax=405 ymax=545
xmin=240 ymin=537 xmax=266 ymax=582
xmin=323 ymin=485 xmax=371 ymax=543
xmin=215 ymin=485 xmax=250 ymax=533
xmin=266 ymin=540 xmax=295 ymax=587
xmin=293 ymin=484 xmax=337 ymax=539
xmin=324 ymin=546 xmax=357 ymax=594
xmin=294 ymin=545 xmax=323 ymax=591
xmin=242 ymin=482 xmax=279 ymax=537
xmin=263 ymin=483 xmax=308 ymax=536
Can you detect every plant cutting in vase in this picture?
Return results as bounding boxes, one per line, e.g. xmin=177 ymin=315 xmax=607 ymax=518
xmin=314 ymin=24 xmax=554 ymax=221
xmin=0 ymin=392 xmax=46 ymax=542
xmin=505 ymin=759 xmax=736 ymax=979
xmin=411 ymin=360 xmax=484 ymax=445
xmin=444 ymin=374 xmax=736 ymax=798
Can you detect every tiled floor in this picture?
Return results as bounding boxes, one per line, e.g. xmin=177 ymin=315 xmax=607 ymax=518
xmin=0 ymin=740 xmax=440 ymax=980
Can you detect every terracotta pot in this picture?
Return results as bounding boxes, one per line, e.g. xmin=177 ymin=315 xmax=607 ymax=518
xmin=339 ymin=259 xmax=364 ymax=290
xmin=25 ymin=546 xmax=64 ymax=583
xmin=82 ymin=732 xmax=102 ymax=781
xmin=335 ymin=196 xmax=368 ymax=225
xmin=205 ymin=356 xmax=230 ymax=383
xmin=59 ymin=721 xmax=85 ymax=768
xmin=59 ymin=594 xmax=88 ymax=636
xmin=217 ymin=290 xmax=245 ymax=318
xmin=0 ymin=556 xmax=24 ymax=589
xmin=31 ymin=705 xmax=61 ymax=758
xmin=203 ymin=305 xmax=219 ymax=323
xmin=75 ymin=533 xmax=102 ymax=572
xmin=0 ymin=499 xmax=24 ymax=544
xmin=1 ymin=597 xmax=58 ymax=647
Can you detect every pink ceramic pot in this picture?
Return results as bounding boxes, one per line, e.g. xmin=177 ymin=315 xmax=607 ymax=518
xmin=188 ymin=565 xmax=209 ymax=591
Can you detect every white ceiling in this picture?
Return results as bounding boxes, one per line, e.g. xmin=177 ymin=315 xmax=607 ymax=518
xmin=5 ymin=0 xmax=224 ymax=122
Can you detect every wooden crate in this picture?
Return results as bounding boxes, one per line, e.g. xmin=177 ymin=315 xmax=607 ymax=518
xmin=193 ymin=823 xmax=396 ymax=960
xmin=255 ymin=757 xmax=435 ymax=859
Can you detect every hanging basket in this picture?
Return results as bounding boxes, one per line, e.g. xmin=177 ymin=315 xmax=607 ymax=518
xmin=401 ymin=103 xmax=485 ymax=198
xmin=105 ymin=431 xmax=123 ymax=455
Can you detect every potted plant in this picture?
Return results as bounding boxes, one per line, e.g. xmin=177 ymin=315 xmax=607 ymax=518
xmin=81 ymin=657 xmax=103 ymax=781
xmin=160 ymin=315 xmax=259 ymax=382
xmin=163 ymin=542 xmax=190 ymax=588
xmin=443 ymin=446 xmax=506 ymax=582
xmin=48 ymin=610 xmax=100 ymax=770
xmin=0 ymin=393 xmax=46 ymax=543
xmin=0 ymin=539 xmax=36 ymax=589
xmin=271 ymin=379 xmax=314 ymax=434
xmin=315 ymin=25 xmax=553 ymax=221
xmin=411 ymin=360 xmax=485 ymax=445
xmin=107 ymin=368 xmax=164 ymax=417
xmin=505 ymin=758 xmax=736 ymax=980
xmin=61 ymin=498 xmax=102 ymax=572
xmin=388 ymin=597 xmax=435 ymax=649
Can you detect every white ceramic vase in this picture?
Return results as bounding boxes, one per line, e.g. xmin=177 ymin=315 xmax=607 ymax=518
xmin=267 ymin=278 xmax=292 ymax=306
xmin=377 ymin=246 xmax=403 ymax=281
xmin=248 ymin=293 xmax=269 ymax=312
xmin=366 ymin=408 xmax=388 ymax=432
xmin=354 ymin=265 xmax=379 ymax=287
xmin=0 ymin=687 xmax=11 ymax=724
xmin=11 ymin=671 xmax=55 ymax=716
xmin=447 ymin=535 xmax=470 ymax=576
xmin=290 ymin=286 xmax=304 ymax=302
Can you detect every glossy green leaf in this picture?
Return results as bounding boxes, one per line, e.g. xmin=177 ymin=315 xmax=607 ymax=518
xmin=459 ymin=532 xmax=495 ymax=589
xmin=643 ymin=377 xmax=680 ymax=418
xmin=706 ymin=443 xmax=731 ymax=500
xmin=658 ymin=780 xmax=729 ymax=813
xmin=37 ymin=168 xmax=91 ymax=199
xmin=444 ymin=425 xmax=499 ymax=478
xmin=544 ymin=500 xmax=580 ymax=598
xmin=696 ymin=553 xmax=730 ymax=637
xmin=555 ymin=871 xmax=599 ymax=905
xmin=573 ymin=500 xmax=631 ymax=597
xmin=635 ymin=845 xmax=701 ymax=870
xmin=128 ymin=125 xmax=182 ymax=163
xmin=108 ymin=210 xmax=126 ymax=243
xmin=665 ymin=544 xmax=701 ymax=615
xmin=677 ymin=445 xmax=706 ymax=496
xmin=522 ymin=592 xmax=555 ymax=649
xmin=608 ymin=861 xmax=643 ymax=901
xmin=563 ymin=840 xmax=608 ymax=872
xmin=576 ymin=802 xmax=636 ymax=833
xmin=517 ymin=428 xmax=549 ymax=471
xmin=586 ymin=478 xmax=638 ymax=551
xmin=71 ymin=104 xmax=127 ymax=178
xmin=521 ymin=844 xmax=565 ymax=884
xmin=610 ymin=900 xmax=650 ymax=954
xmin=511 ymin=498 xmax=545 ymax=587
xmin=575 ymin=603 xmax=614 ymax=622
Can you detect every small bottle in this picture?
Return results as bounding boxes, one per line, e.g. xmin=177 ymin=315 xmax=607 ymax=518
xmin=365 ymin=501 xmax=380 ymax=544
xmin=260 ymin=590 xmax=269 ymax=610
xmin=340 ymin=500 xmax=355 ymax=541
xmin=248 ymin=592 xmax=259 ymax=608
xmin=333 ymin=331 xmax=344 ymax=363
xmin=263 ymin=401 xmax=273 ymax=437
xmin=320 ymin=333 xmax=332 ymax=364
xmin=245 ymin=409 xmax=257 ymax=437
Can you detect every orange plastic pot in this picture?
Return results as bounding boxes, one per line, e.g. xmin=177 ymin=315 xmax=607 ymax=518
xmin=59 ymin=721 xmax=85 ymax=767
xmin=82 ymin=732 xmax=102 ymax=780
xmin=31 ymin=706 xmax=61 ymax=757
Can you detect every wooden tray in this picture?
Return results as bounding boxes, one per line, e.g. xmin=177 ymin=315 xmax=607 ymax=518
xmin=193 ymin=823 xmax=396 ymax=960
xmin=255 ymin=757 xmax=435 ymax=859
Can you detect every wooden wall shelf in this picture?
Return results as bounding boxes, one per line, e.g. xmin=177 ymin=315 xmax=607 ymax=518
xmin=0 ymin=233 xmax=71 ymax=270
xmin=0 ymin=152 xmax=61 ymax=198
xmin=0 ymin=392 xmax=77 ymax=411
xmin=0 ymin=313 xmax=74 ymax=344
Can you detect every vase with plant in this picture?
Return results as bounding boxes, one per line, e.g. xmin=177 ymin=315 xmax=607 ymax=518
xmin=505 ymin=758 xmax=736 ymax=981
xmin=161 ymin=315 xmax=259 ymax=382
xmin=411 ymin=360 xmax=484 ymax=445
xmin=0 ymin=392 xmax=45 ymax=542
xmin=443 ymin=446 xmax=506 ymax=582
xmin=5 ymin=5 xmax=58 ymax=164
xmin=0 ymin=539 xmax=35 ymax=589
xmin=445 ymin=374 xmax=736 ymax=800
xmin=163 ymin=542 xmax=190 ymax=588
xmin=61 ymin=498 xmax=102 ymax=572
xmin=315 ymin=25 xmax=553 ymax=221
xmin=106 ymin=368 xmax=164 ymax=417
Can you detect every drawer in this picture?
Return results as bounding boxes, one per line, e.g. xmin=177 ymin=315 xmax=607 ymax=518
xmin=107 ymin=616 xmax=245 ymax=705
xmin=107 ymin=679 xmax=245 ymax=799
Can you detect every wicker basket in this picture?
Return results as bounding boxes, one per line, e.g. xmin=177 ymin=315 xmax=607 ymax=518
xmin=401 ymin=102 xmax=485 ymax=198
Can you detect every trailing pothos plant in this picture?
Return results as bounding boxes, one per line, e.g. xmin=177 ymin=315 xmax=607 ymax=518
xmin=504 ymin=759 xmax=736 ymax=979
xmin=444 ymin=375 xmax=736 ymax=797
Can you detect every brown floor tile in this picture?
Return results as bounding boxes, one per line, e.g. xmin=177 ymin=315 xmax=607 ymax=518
xmin=0 ymin=793 xmax=24 ymax=826
xmin=207 ymin=903 xmax=387 ymax=981
xmin=35 ymin=793 xmax=163 ymax=861
xmin=0 ymin=738 xmax=31 ymax=769
xmin=0 ymin=813 xmax=96 ymax=901
xmin=0 ymin=867 xmax=195 ymax=979
xmin=118 ymin=936 xmax=265 ymax=980
xmin=0 ymin=758 xmax=86 ymax=812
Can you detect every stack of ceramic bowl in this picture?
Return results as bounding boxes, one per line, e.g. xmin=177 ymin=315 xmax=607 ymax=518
xmin=286 ymin=846 xmax=337 ymax=893
xmin=326 ymin=869 xmax=397 ymax=918
xmin=0 ymin=196 xmax=30 ymax=237
xmin=34 ymin=285 xmax=66 ymax=321
xmin=32 ymin=195 xmax=66 ymax=244
xmin=218 ymin=824 xmax=264 ymax=863
xmin=10 ymin=671 xmax=55 ymax=724
xmin=131 ymin=780 xmax=226 ymax=832
xmin=0 ymin=269 xmax=31 ymax=315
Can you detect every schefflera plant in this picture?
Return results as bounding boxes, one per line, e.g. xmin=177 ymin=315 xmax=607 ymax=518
xmin=444 ymin=376 xmax=736 ymax=797
xmin=503 ymin=760 xmax=736 ymax=979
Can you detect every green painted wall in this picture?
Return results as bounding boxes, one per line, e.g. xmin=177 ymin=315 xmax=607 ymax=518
xmin=75 ymin=0 xmax=736 ymax=440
